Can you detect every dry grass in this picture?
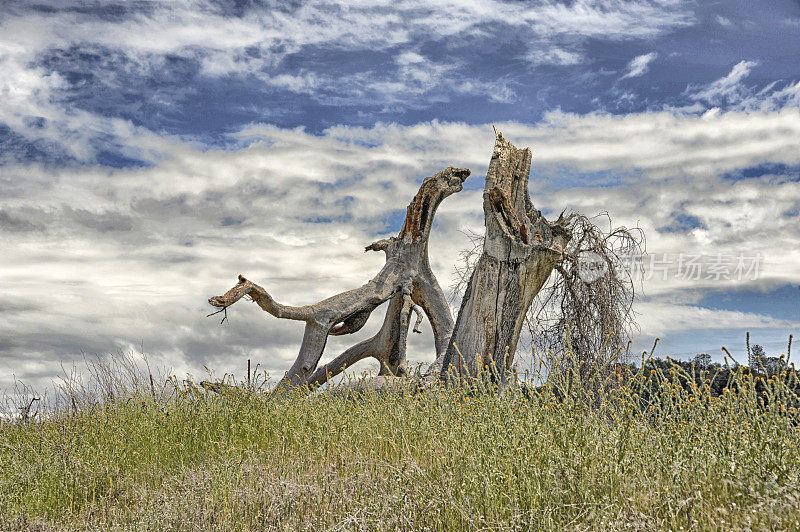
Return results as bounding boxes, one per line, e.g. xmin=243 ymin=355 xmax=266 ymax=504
xmin=1 ymin=359 xmax=799 ymax=531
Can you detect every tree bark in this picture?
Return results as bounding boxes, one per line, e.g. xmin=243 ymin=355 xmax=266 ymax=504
xmin=209 ymin=166 xmax=469 ymax=389
xmin=439 ymin=131 xmax=573 ymax=384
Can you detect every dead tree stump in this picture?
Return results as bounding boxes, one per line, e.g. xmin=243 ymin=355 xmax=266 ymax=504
xmin=439 ymin=131 xmax=573 ymax=384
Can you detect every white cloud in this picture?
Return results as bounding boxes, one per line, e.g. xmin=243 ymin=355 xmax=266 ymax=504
xmin=687 ymin=60 xmax=759 ymax=105
xmin=6 ymin=0 xmax=800 ymax=392
xmin=0 ymin=0 xmax=699 ymax=162
xmin=0 ymin=1 xmax=694 ymax=68
xmin=685 ymin=60 xmax=800 ymax=113
xmin=525 ymin=47 xmax=583 ymax=66
xmin=715 ymin=15 xmax=732 ymax=27
xmin=620 ymin=51 xmax=658 ymax=79
xmin=0 ymin=39 xmax=194 ymax=163
xmin=520 ymin=0 xmax=692 ymax=40
xmin=509 ymin=107 xmax=800 ymax=178
xmin=635 ymin=302 xmax=795 ymax=337
xmin=746 ymin=80 xmax=800 ymax=111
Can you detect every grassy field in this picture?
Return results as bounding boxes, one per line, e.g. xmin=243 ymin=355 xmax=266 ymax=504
xmin=1 ymin=360 xmax=799 ymax=531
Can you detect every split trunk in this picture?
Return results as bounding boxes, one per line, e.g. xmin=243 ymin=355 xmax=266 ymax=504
xmin=439 ymin=132 xmax=572 ymax=384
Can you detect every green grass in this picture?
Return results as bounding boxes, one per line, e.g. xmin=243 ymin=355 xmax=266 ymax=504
xmin=1 ymin=362 xmax=800 ymax=530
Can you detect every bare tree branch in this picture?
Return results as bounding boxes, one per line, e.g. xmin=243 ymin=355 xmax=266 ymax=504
xmin=526 ymin=212 xmax=645 ymax=378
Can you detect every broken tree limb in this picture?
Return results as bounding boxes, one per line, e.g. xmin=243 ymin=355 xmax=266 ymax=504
xmin=209 ymin=166 xmax=469 ymax=390
xmin=439 ymin=131 xmax=574 ymax=384
xmin=312 ymin=291 xmax=423 ymax=385
xmin=306 ymin=290 xmax=416 ymax=386
xmin=408 ymin=295 xmax=424 ymax=334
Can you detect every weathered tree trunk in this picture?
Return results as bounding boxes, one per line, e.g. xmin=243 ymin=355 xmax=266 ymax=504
xmin=209 ymin=166 xmax=469 ymax=389
xmin=439 ymin=131 xmax=573 ymax=384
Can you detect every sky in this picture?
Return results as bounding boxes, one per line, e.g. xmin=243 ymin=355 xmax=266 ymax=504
xmin=1 ymin=0 xmax=799 ymax=392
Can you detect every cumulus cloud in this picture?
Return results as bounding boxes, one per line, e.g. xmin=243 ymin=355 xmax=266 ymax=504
xmin=506 ymin=108 xmax=800 ymax=179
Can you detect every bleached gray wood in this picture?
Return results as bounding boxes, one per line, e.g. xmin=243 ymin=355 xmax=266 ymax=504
xmin=440 ymin=131 xmax=573 ymax=384
xmin=305 ymin=292 xmax=425 ymax=386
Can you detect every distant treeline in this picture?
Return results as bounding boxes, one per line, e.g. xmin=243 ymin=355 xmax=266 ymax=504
xmin=616 ymin=345 xmax=800 ymax=411
xmin=525 ymin=344 xmax=799 ymax=413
